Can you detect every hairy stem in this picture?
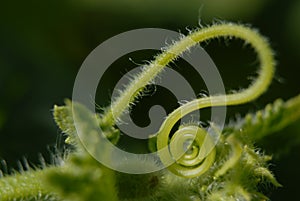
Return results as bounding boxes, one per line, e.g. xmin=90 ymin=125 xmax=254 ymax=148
xmin=0 ymin=167 xmax=60 ymax=201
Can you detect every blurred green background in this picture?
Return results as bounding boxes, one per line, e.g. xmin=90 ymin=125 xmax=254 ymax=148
xmin=0 ymin=0 xmax=299 ymax=200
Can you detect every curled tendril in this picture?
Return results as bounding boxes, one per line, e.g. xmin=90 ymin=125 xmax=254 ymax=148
xmin=155 ymin=24 xmax=275 ymax=178
xmin=102 ymin=23 xmax=275 ymax=178
xmin=165 ymin=124 xmax=216 ymax=178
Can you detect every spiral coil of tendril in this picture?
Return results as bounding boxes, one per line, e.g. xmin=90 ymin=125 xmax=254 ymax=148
xmin=158 ymin=124 xmax=216 ymax=178
xmin=153 ymin=24 xmax=275 ymax=178
xmin=99 ymin=23 xmax=275 ymax=178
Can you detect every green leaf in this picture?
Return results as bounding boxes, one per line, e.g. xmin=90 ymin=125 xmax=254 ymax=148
xmin=235 ymin=94 xmax=300 ymax=141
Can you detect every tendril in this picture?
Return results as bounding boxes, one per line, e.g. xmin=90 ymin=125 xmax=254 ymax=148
xmin=101 ymin=23 xmax=275 ymax=178
xmin=155 ymin=24 xmax=275 ymax=178
xmin=165 ymin=124 xmax=217 ymax=178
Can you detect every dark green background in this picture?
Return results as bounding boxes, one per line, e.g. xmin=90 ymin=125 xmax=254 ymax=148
xmin=1 ymin=0 xmax=299 ymax=200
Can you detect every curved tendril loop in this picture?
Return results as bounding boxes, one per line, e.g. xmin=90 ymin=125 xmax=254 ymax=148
xmin=101 ymin=23 xmax=275 ymax=178
xmin=156 ymin=24 xmax=275 ymax=178
xmin=166 ymin=125 xmax=216 ymax=178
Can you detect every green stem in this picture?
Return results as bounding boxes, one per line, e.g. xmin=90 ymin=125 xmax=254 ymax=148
xmin=0 ymin=167 xmax=60 ymax=201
